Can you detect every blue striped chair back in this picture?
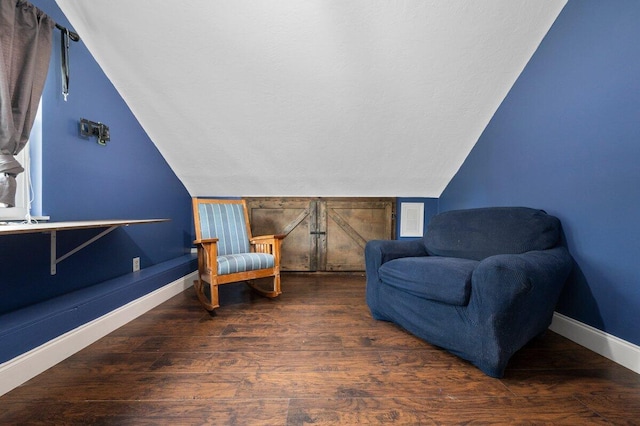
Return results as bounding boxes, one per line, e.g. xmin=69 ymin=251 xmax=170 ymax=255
xmin=197 ymin=202 xmax=250 ymax=255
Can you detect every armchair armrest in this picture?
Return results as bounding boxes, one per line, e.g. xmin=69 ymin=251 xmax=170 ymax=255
xmin=365 ymin=239 xmax=428 ymax=320
xmin=472 ymin=247 xmax=571 ymax=305
xmin=465 ymin=246 xmax=572 ymax=376
xmin=469 ymin=246 xmax=572 ymax=330
xmin=365 ymin=239 xmax=428 ymax=272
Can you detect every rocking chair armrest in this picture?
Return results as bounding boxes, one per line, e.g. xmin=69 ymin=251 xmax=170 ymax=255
xmin=194 ymin=238 xmax=219 ymax=276
xmin=194 ymin=237 xmax=219 ymax=245
xmin=250 ymin=234 xmax=284 ymax=256
xmin=250 ymin=234 xmax=286 ymax=243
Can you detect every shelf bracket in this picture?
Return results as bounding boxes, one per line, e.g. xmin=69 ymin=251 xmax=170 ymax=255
xmin=50 ymin=225 xmax=119 ymax=275
xmin=0 ymin=219 xmax=168 ymax=275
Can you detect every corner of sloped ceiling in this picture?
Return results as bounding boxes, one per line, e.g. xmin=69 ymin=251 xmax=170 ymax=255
xmin=55 ymin=0 xmax=567 ymax=198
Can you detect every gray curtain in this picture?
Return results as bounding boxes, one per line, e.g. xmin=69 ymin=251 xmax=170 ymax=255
xmin=0 ymin=0 xmax=53 ymax=207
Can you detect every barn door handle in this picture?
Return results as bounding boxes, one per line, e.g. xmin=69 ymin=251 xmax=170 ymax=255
xmin=310 ymin=231 xmax=326 ymax=235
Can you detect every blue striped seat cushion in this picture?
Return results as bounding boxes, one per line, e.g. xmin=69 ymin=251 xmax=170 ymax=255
xmin=217 ymin=253 xmax=275 ymax=275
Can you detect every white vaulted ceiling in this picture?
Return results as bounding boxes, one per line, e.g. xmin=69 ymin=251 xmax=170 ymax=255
xmin=55 ymin=0 xmax=566 ymax=197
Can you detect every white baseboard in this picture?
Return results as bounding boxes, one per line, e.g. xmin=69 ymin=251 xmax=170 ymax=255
xmin=550 ymin=312 xmax=640 ymax=374
xmin=0 ymin=271 xmax=197 ymax=397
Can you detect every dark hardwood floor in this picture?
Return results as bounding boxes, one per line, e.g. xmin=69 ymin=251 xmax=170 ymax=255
xmin=1 ymin=273 xmax=639 ymax=425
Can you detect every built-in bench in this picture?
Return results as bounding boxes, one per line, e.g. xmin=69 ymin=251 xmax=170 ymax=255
xmin=0 ymin=254 xmax=197 ymax=364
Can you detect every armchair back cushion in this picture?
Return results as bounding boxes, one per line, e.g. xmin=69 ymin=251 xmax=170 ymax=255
xmin=424 ymin=207 xmax=561 ymax=261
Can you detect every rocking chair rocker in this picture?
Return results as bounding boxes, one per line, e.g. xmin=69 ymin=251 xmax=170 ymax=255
xmin=192 ymin=198 xmax=284 ymax=311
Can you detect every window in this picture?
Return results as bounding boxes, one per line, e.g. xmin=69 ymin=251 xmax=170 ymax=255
xmin=0 ymin=101 xmax=41 ymax=222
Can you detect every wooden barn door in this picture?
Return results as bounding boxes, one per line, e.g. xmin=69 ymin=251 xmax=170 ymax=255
xmin=322 ymin=199 xmax=394 ymax=271
xmin=246 ymin=197 xmax=395 ymax=272
xmin=246 ymin=198 xmax=319 ymax=271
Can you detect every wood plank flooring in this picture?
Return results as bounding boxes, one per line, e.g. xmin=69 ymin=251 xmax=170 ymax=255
xmin=1 ymin=273 xmax=639 ymax=425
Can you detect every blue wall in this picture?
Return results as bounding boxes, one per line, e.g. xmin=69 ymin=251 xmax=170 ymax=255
xmin=0 ymin=1 xmax=195 ymax=361
xmin=439 ymin=0 xmax=640 ymax=347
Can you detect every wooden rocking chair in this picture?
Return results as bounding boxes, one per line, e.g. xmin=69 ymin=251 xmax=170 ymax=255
xmin=192 ymin=198 xmax=284 ymax=311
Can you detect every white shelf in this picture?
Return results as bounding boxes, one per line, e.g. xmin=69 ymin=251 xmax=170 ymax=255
xmin=0 ymin=219 xmax=169 ymax=274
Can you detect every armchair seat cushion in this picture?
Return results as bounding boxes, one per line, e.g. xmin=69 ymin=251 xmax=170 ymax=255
xmin=217 ymin=253 xmax=275 ymax=275
xmin=379 ymin=256 xmax=478 ymax=305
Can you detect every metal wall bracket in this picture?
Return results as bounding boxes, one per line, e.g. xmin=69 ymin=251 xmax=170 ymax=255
xmin=0 ymin=219 xmax=169 ymax=275
xmin=50 ymin=226 xmax=118 ymax=275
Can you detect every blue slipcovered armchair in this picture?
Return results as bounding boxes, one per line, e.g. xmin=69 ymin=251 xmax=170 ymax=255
xmin=365 ymin=207 xmax=572 ymax=377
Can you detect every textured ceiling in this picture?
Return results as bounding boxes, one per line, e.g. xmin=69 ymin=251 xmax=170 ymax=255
xmin=55 ymin=0 xmax=566 ymax=197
